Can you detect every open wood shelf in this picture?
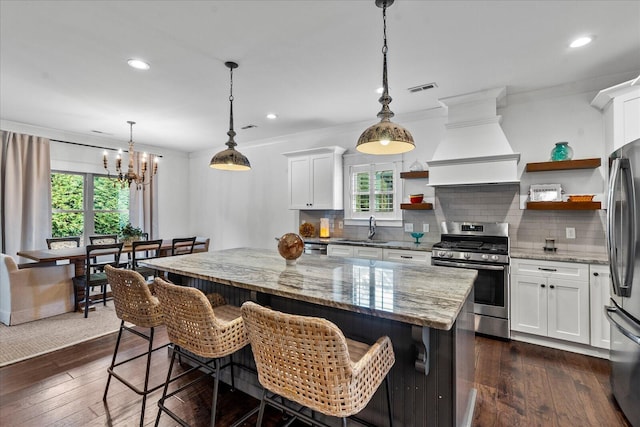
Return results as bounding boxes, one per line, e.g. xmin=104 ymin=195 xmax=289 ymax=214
xmin=400 ymin=171 xmax=429 ymax=179
xmin=400 ymin=202 xmax=433 ymax=210
xmin=526 ymin=201 xmax=601 ymax=210
xmin=525 ymin=158 xmax=601 ymax=172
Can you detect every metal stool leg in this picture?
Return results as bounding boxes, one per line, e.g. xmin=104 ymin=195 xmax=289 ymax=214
xmin=138 ymin=327 xmax=155 ymax=426
xmin=256 ymin=389 xmax=268 ymax=426
xmin=155 ymin=347 xmax=178 ymax=427
xmin=103 ymin=320 xmax=125 ymax=401
xmin=385 ymin=376 xmax=393 ymax=427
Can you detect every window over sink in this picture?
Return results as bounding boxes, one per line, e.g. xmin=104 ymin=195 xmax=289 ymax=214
xmin=343 ymin=154 xmax=403 ymax=226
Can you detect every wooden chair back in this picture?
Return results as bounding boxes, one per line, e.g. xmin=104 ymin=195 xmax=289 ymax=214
xmin=171 ymin=237 xmax=197 ymax=256
xmin=130 ymin=239 xmax=163 ymax=272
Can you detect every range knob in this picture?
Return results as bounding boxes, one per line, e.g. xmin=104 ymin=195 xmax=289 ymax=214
xmin=463 ymin=253 xmax=471 ymax=260
xmin=446 ymin=251 xmax=454 ymax=258
xmin=491 ymin=255 xmax=499 ymax=261
xmin=481 ymin=254 xmax=489 ymax=260
xmin=438 ymin=251 xmax=447 ymax=257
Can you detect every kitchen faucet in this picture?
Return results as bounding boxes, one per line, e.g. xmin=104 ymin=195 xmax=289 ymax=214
xmin=368 ymin=216 xmax=376 ymax=240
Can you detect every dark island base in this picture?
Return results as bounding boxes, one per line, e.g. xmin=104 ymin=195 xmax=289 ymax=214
xmin=187 ymin=277 xmax=476 ymax=427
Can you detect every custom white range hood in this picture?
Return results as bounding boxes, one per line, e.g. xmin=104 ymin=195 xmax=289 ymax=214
xmin=427 ymin=87 xmax=520 ymax=186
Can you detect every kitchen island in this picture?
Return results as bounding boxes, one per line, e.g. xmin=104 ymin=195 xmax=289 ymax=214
xmin=143 ymin=248 xmax=477 ymax=427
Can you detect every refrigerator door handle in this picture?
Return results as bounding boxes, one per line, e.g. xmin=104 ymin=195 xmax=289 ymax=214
xmin=606 ymin=305 xmax=640 ymax=345
xmin=607 ymin=157 xmax=637 ymax=298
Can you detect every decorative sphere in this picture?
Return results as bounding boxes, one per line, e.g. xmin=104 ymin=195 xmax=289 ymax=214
xmin=277 ymin=233 xmax=304 ymax=265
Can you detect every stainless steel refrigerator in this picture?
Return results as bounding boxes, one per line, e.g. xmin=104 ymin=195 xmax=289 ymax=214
xmin=606 ymin=139 xmax=640 ymax=427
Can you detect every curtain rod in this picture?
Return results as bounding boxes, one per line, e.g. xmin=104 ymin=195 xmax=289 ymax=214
xmin=50 ymin=139 xmax=164 ymax=158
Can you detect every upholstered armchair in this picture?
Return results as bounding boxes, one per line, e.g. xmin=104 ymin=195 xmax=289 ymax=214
xmin=0 ymin=253 xmax=75 ymax=325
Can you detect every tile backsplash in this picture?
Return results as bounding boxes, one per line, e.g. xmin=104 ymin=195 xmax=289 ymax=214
xmin=300 ymin=184 xmax=606 ymax=255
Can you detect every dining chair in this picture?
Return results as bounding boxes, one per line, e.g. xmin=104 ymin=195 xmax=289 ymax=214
xmin=167 ymin=237 xmax=197 ymax=285
xmin=171 ymin=236 xmax=197 ymax=256
xmin=103 ymin=265 xmax=169 ymax=427
xmin=192 ymin=237 xmax=211 ymax=253
xmin=153 ymin=277 xmax=255 ymax=427
xmin=129 ymin=239 xmax=163 ymax=280
xmin=73 ymin=242 xmax=124 ymax=317
xmin=89 ymin=234 xmax=118 ymax=245
xmin=46 ymin=236 xmax=81 ymax=250
xmin=241 ymin=301 xmax=395 ymax=427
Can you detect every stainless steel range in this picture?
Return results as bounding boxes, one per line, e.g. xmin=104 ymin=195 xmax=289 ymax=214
xmin=431 ymin=221 xmax=510 ymax=339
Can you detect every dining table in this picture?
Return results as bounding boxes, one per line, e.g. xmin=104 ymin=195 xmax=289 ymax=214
xmin=16 ymin=237 xmax=208 ymax=277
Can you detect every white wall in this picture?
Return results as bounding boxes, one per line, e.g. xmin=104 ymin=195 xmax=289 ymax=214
xmin=0 ymin=119 xmax=191 ymax=240
xmin=187 ymin=78 xmax=622 ymax=253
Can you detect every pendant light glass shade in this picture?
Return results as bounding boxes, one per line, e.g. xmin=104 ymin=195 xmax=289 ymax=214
xmin=357 ymin=0 xmax=414 ymax=155
xmin=210 ymin=61 xmax=251 ymax=171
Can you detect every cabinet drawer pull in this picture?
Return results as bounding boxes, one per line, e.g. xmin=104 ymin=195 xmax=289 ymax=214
xmin=549 ymin=285 xmax=555 ymax=289
xmin=593 ymin=272 xmax=599 ymax=276
xmin=400 ymin=255 xmax=413 ymax=259
xmin=541 ymin=284 xmax=546 ymax=288
xmin=538 ymin=267 xmax=557 ymax=272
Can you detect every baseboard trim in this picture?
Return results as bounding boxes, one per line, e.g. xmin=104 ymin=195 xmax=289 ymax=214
xmin=511 ymin=331 xmax=610 ymax=359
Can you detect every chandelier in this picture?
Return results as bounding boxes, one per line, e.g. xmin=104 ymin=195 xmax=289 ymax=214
xmin=210 ymin=61 xmax=251 ymax=171
xmin=356 ymin=0 xmax=415 ymax=155
xmin=103 ymin=121 xmax=158 ymax=188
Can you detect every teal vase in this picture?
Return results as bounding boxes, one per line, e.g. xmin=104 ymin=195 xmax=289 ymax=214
xmin=550 ymin=142 xmax=573 ymax=161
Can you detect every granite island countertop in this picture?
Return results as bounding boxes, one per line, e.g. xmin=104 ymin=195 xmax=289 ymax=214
xmin=143 ymin=247 xmax=476 ymax=330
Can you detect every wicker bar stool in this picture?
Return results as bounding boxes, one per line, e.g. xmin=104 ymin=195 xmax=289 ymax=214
xmin=153 ymin=278 xmax=254 ymax=427
xmin=241 ymin=301 xmax=395 ymax=427
xmin=103 ymin=265 xmax=169 ymax=427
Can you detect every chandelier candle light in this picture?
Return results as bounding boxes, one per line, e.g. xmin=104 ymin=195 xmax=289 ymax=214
xmin=103 ymin=121 xmax=157 ymax=189
xmin=210 ymin=61 xmax=251 ymax=171
xmin=356 ymin=0 xmax=415 ymax=155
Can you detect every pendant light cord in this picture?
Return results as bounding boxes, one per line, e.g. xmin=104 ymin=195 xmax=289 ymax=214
xmin=378 ymin=1 xmax=393 ymax=120
xmin=226 ymin=63 xmax=237 ymax=147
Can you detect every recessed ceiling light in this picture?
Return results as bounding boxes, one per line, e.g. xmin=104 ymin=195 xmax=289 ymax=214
xmin=570 ymin=36 xmax=592 ymax=48
xmin=376 ymin=87 xmax=384 ymax=94
xmin=266 ymin=113 xmax=278 ymax=120
xmin=127 ymin=58 xmax=150 ymax=70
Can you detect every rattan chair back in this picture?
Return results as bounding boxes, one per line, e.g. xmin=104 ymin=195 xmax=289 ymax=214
xmin=153 ymin=277 xmax=248 ymax=358
xmin=46 ymin=236 xmax=81 ymax=249
xmin=105 ymin=265 xmax=163 ymax=328
xmin=241 ymin=301 xmax=395 ymax=418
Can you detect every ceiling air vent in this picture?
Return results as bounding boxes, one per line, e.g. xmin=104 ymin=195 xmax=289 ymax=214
xmin=241 ymin=124 xmax=258 ymax=130
xmin=407 ymin=82 xmax=438 ymax=93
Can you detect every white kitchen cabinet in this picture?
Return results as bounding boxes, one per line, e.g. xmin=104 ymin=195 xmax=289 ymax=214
xmin=591 ymin=80 xmax=640 ymax=154
xmin=283 ymin=146 xmax=346 ymax=210
xmin=383 ymin=248 xmax=431 ymax=264
xmin=327 ymin=244 xmax=383 ymax=260
xmin=327 ymin=244 xmax=353 ymax=258
xmin=511 ymin=259 xmax=590 ymax=345
xmin=590 ymin=265 xmax=611 ymax=350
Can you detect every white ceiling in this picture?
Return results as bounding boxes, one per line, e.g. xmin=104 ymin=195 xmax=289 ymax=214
xmin=1 ymin=0 xmax=639 ymax=153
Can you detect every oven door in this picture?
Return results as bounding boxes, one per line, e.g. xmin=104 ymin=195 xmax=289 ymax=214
xmin=432 ymin=259 xmax=509 ymax=319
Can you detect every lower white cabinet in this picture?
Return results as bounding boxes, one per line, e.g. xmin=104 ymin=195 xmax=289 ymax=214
xmin=511 ymin=259 xmax=590 ymax=345
xmin=382 ymin=248 xmax=431 ymax=264
xmin=327 ymin=244 xmax=382 ymax=260
xmin=590 ymin=265 xmax=611 ymax=350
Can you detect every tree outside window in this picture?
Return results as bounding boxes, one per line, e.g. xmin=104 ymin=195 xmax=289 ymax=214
xmin=51 ymin=172 xmax=129 ymax=241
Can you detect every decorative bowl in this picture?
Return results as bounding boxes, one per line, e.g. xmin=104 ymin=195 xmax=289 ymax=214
xmin=277 ymin=233 xmax=304 ymax=265
xmin=568 ymin=195 xmax=594 ymax=202
xmin=410 ymin=232 xmax=424 ymax=243
xmin=410 ymin=194 xmax=424 ymax=204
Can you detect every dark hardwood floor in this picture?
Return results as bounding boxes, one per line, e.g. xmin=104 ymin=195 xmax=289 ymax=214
xmin=0 ymin=327 xmax=630 ymax=426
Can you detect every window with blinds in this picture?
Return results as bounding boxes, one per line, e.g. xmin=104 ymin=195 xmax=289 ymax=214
xmin=347 ymin=162 xmax=401 ymax=221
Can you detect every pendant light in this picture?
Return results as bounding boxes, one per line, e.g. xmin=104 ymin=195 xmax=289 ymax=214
xmin=356 ymin=0 xmax=415 ymax=155
xmin=210 ymin=61 xmax=251 ymax=171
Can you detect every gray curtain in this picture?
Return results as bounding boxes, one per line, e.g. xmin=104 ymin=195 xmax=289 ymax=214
xmin=129 ymin=151 xmax=158 ymax=239
xmin=0 ymin=131 xmax=52 ymax=261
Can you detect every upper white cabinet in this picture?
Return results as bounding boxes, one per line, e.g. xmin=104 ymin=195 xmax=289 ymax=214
xmin=591 ymin=80 xmax=640 ymax=154
xmin=590 ymin=265 xmax=611 ymax=350
xmin=511 ymin=259 xmax=590 ymax=345
xmin=283 ymin=146 xmax=346 ymax=210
